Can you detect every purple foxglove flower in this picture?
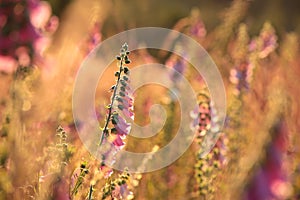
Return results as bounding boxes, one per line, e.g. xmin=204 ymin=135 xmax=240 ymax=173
xmin=114 ymin=115 xmax=131 ymax=135
xmin=259 ymin=30 xmax=277 ymax=59
xmin=190 ymin=19 xmax=206 ymax=39
xmin=86 ymin=22 xmax=102 ymax=54
xmin=190 ymin=101 xmax=213 ymax=137
xmin=248 ymin=39 xmax=257 ymax=52
xmin=113 ymin=134 xmax=125 ymax=147
xmin=100 ymin=165 xmax=114 ymax=178
xmin=188 ymin=8 xmax=206 ymax=39
xmin=121 ymin=98 xmax=133 ymax=109
xmin=117 ymin=78 xmax=134 ymax=120
xmin=53 ymin=178 xmax=70 ymax=200
xmin=229 ymin=61 xmax=254 ymax=95
xmin=244 ymin=120 xmax=291 ymax=199
xmin=248 ymin=23 xmax=278 ymax=59
xmin=99 ymin=44 xmax=135 ymax=180
xmin=122 ymin=108 xmax=134 ymax=120
xmin=169 ymin=58 xmax=186 ymax=83
xmin=122 ymin=95 xmax=134 ymax=105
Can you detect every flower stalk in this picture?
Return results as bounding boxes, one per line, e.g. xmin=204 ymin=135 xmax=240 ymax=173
xmin=99 ymin=43 xmax=131 ymax=146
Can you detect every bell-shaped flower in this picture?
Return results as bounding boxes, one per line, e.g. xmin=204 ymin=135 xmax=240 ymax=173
xmin=117 ymin=84 xmax=135 ymax=120
xmin=112 ymin=114 xmax=131 ymax=135
xmin=113 ymin=134 xmax=125 ymax=147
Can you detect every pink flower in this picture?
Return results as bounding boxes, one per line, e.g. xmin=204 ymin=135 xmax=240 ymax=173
xmin=190 ymin=102 xmax=211 ymax=137
xmin=189 ymin=8 xmax=206 ymax=39
xmin=190 ymin=19 xmax=206 ymax=38
xmin=166 ymin=57 xmax=187 ymax=83
xmin=113 ymin=134 xmax=125 ymax=147
xmin=117 ymin=76 xmax=135 ymax=120
xmin=0 ymin=0 xmax=57 ymax=72
xmin=53 ymin=177 xmax=70 ymax=200
xmin=122 ymin=108 xmax=134 ymax=120
xmin=0 ymin=55 xmax=17 ymax=73
xmin=122 ymin=97 xmax=133 ymax=109
xmin=99 ymin=44 xmax=134 ymax=178
xmin=100 ymin=165 xmax=114 ymax=178
xmin=243 ymin=120 xmax=291 ymax=199
xmin=229 ymin=61 xmax=254 ymax=95
xmin=248 ymin=22 xmax=278 ymax=59
xmin=259 ymin=32 xmax=277 ymax=59
xmin=29 ymin=1 xmax=52 ymax=29
xmin=114 ymin=115 xmax=131 ymax=135
xmin=86 ymin=23 xmax=102 ymax=53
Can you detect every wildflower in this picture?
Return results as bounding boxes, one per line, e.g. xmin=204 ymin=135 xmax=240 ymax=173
xmin=190 ymin=102 xmax=211 ymax=137
xmin=190 ymin=20 xmax=206 ymax=39
xmin=112 ymin=134 xmax=125 ymax=147
xmin=112 ymin=113 xmax=131 ymax=136
xmin=53 ymin=178 xmax=70 ymax=200
xmin=100 ymin=164 xmax=114 ymax=179
xmin=101 ymin=170 xmax=131 ymax=200
xmin=190 ymin=93 xmax=222 ymax=138
xmin=229 ymin=61 xmax=254 ymax=95
xmin=166 ymin=55 xmax=187 ymax=83
xmin=98 ymin=43 xmax=134 ymax=177
xmin=258 ymin=22 xmax=278 ymax=58
xmin=116 ymin=76 xmax=134 ymax=120
xmin=70 ymin=161 xmax=89 ymax=197
xmin=165 ymin=48 xmax=188 ymax=103
xmin=189 ymin=8 xmax=206 ymax=39
xmin=244 ymin=120 xmax=291 ymax=200
xmin=0 ymin=0 xmax=57 ymax=72
xmin=191 ymin=93 xmax=227 ymax=197
xmin=86 ymin=22 xmax=102 ymax=54
xmin=249 ymin=22 xmax=278 ymax=58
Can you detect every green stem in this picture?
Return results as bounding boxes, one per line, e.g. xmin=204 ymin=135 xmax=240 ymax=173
xmin=99 ymin=57 xmax=124 ymax=146
xmin=88 ymin=185 xmax=93 ymax=200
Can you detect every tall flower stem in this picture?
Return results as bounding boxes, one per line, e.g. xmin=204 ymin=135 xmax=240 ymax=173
xmin=99 ymin=45 xmax=129 ymax=146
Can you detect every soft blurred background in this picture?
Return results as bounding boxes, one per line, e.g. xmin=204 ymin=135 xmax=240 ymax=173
xmin=48 ymin=0 xmax=300 ymax=34
xmin=0 ymin=0 xmax=300 ymax=199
